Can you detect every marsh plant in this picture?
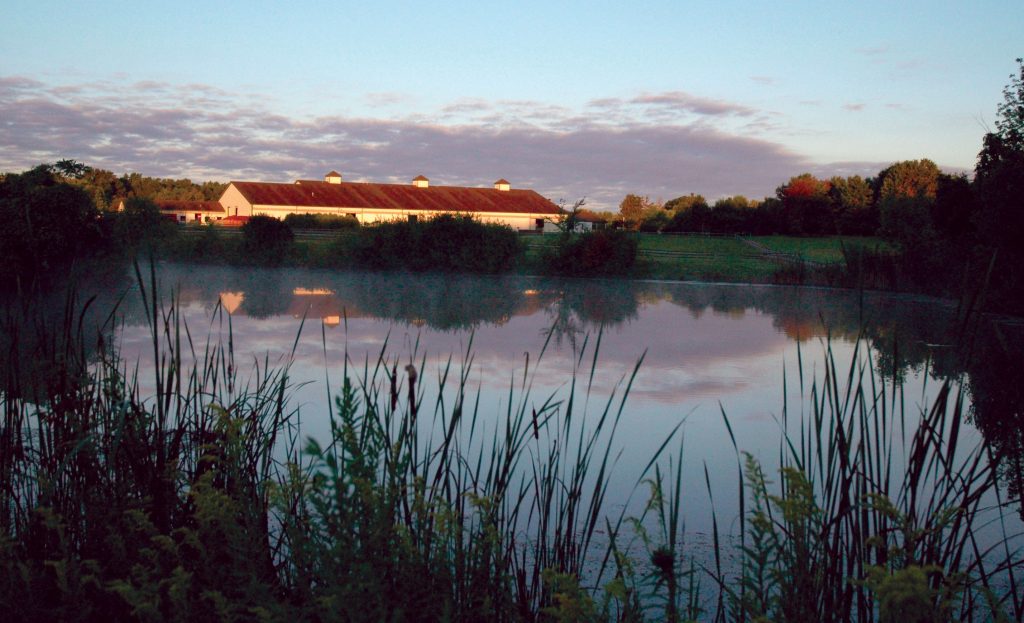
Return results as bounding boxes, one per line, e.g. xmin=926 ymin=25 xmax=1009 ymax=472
xmin=0 ymin=271 xmax=1020 ymax=621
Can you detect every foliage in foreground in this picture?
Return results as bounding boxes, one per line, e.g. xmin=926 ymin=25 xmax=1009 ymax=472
xmin=0 ymin=279 xmax=1020 ymax=621
xmin=0 ymin=165 xmax=103 ymax=287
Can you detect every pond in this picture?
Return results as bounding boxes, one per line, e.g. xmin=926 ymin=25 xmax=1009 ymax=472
xmin=4 ymin=262 xmax=1022 ymax=609
xmin=26 ymin=264 xmax=1021 ymax=518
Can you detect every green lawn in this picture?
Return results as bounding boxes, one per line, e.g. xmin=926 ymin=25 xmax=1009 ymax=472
xmin=636 ymin=234 xmax=887 ymax=282
xmin=748 ymin=236 xmax=890 ymax=263
xmin=635 ymin=234 xmax=750 ymax=255
xmin=640 ymin=254 xmax=781 ymax=282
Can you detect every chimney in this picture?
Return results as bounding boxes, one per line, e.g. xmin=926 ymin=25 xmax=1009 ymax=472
xmin=494 ymin=178 xmax=511 ymax=191
xmin=412 ymin=175 xmax=429 ymax=188
xmin=324 ymin=171 xmax=343 ymax=184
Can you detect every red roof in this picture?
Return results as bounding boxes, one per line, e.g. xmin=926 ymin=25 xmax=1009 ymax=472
xmin=217 ymin=215 xmax=250 ymax=227
xmin=412 ymin=175 xmax=429 ymax=181
xmin=325 ymin=170 xmax=342 ymax=177
xmin=229 ymin=180 xmax=560 ymax=215
xmin=155 ymin=200 xmax=225 ymax=213
xmin=494 ymin=178 xmax=510 ymax=185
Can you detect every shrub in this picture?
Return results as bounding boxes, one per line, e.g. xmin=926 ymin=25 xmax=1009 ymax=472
xmin=543 ymin=229 xmax=638 ymax=276
xmin=639 ymin=211 xmax=670 ymax=232
xmin=160 ymin=224 xmax=241 ymax=264
xmin=283 ymin=213 xmax=360 ymax=230
xmin=109 ymin=197 xmax=178 ymax=253
xmin=352 ymin=215 xmax=521 ymax=273
xmin=241 ymin=215 xmax=294 ymax=265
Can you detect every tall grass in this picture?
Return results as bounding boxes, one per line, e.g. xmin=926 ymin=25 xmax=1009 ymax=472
xmin=0 ymin=269 xmax=655 ymax=620
xmin=699 ymin=339 xmax=1023 ymax=622
xmin=1 ymin=269 xmax=1020 ymax=621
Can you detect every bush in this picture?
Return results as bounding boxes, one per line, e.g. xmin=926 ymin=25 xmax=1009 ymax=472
xmin=241 ymin=215 xmax=294 ymax=265
xmin=160 ymin=224 xmax=242 ymax=264
xmin=639 ymin=211 xmax=670 ymax=232
xmin=352 ymin=215 xmax=521 ymax=273
xmin=543 ymin=229 xmax=638 ymax=277
xmin=109 ymin=197 xmax=178 ymax=253
xmin=283 ymin=213 xmax=360 ymax=230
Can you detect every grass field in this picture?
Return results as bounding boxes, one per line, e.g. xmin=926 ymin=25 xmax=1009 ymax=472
xmin=748 ymin=235 xmax=892 ymax=263
xmin=635 ymin=234 xmax=751 ymax=255
xmin=637 ymin=234 xmax=888 ymax=282
xmin=521 ymin=233 xmax=889 ymax=283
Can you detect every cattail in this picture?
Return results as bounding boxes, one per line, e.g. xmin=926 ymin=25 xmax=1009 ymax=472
xmin=405 ymin=364 xmax=417 ymax=422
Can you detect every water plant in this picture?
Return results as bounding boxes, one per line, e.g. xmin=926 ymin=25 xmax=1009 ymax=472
xmin=1 ymin=267 xmax=1020 ymax=621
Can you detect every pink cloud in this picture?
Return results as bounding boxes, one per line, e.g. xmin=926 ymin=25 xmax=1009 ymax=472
xmin=0 ymin=75 xmax=871 ymax=207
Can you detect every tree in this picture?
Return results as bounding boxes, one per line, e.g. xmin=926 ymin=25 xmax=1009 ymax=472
xmin=994 ymin=57 xmax=1024 ymax=152
xmin=874 ymin=160 xmax=941 ymax=247
xmin=973 ymin=59 xmax=1024 ymax=310
xmin=112 ymin=197 xmax=176 ymax=253
xmin=664 ymin=193 xmax=707 ymax=213
xmin=73 ymin=167 xmax=126 ymax=211
xmin=663 ymin=201 xmax=711 ymax=233
xmin=551 ymin=198 xmax=587 ymax=234
xmin=776 ymin=174 xmax=834 ymax=235
xmin=707 ymin=196 xmax=755 ymax=233
xmin=713 ymin=195 xmax=752 ymax=211
xmin=0 ymin=165 xmax=101 ymax=286
xmin=828 ymin=175 xmax=875 ymax=235
xmin=639 ymin=209 xmax=670 ymax=232
xmin=53 ymin=159 xmax=90 ymax=179
xmin=877 ymin=159 xmax=940 ymax=202
xmin=931 ymin=174 xmax=975 ymax=242
xmin=618 ymin=194 xmax=646 ymax=230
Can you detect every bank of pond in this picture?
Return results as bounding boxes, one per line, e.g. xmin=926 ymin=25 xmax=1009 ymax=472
xmin=1 ymin=265 xmax=1021 ymax=621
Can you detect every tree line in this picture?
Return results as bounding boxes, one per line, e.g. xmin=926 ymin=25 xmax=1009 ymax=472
xmin=1 ymin=159 xmax=228 ymax=210
xmin=615 ymin=158 xmax=961 ymax=238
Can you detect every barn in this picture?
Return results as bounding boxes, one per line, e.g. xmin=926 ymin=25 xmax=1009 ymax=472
xmin=217 ymin=171 xmax=564 ymax=232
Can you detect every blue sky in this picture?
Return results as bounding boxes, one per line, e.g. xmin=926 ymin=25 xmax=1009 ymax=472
xmin=1 ymin=0 xmax=1021 ymax=209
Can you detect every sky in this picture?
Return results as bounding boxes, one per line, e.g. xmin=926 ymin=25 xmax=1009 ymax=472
xmin=1 ymin=0 xmax=1021 ymax=210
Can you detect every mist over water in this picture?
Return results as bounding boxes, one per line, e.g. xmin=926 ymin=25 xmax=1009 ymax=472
xmin=14 ymin=264 xmax=1001 ymax=529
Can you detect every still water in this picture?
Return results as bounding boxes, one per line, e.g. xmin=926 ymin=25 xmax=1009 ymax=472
xmin=54 ymin=263 xmax=1013 ymax=539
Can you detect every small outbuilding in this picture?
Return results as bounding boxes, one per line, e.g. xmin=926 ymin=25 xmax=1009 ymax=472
xmin=115 ymin=198 xmax=226 ymax=223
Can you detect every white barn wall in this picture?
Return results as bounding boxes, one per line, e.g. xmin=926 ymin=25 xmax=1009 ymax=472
xmin=219 ymin=185 xmax=253 ymax=217
xmin=249 ymin=203 xmax=552 ymax=230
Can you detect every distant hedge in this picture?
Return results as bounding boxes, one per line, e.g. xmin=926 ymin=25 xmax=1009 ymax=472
xmin=352 ymin=215 xmax=521 ymax=273
xmin=284 ymin=213 xmax=360 ymax=230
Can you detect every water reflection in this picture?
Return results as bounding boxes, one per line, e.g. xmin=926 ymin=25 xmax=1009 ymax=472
xmin=3 ymin=263 xmax=1022 ymax=516
xmin=177 ymin=264 xmax=1024 ymax=517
